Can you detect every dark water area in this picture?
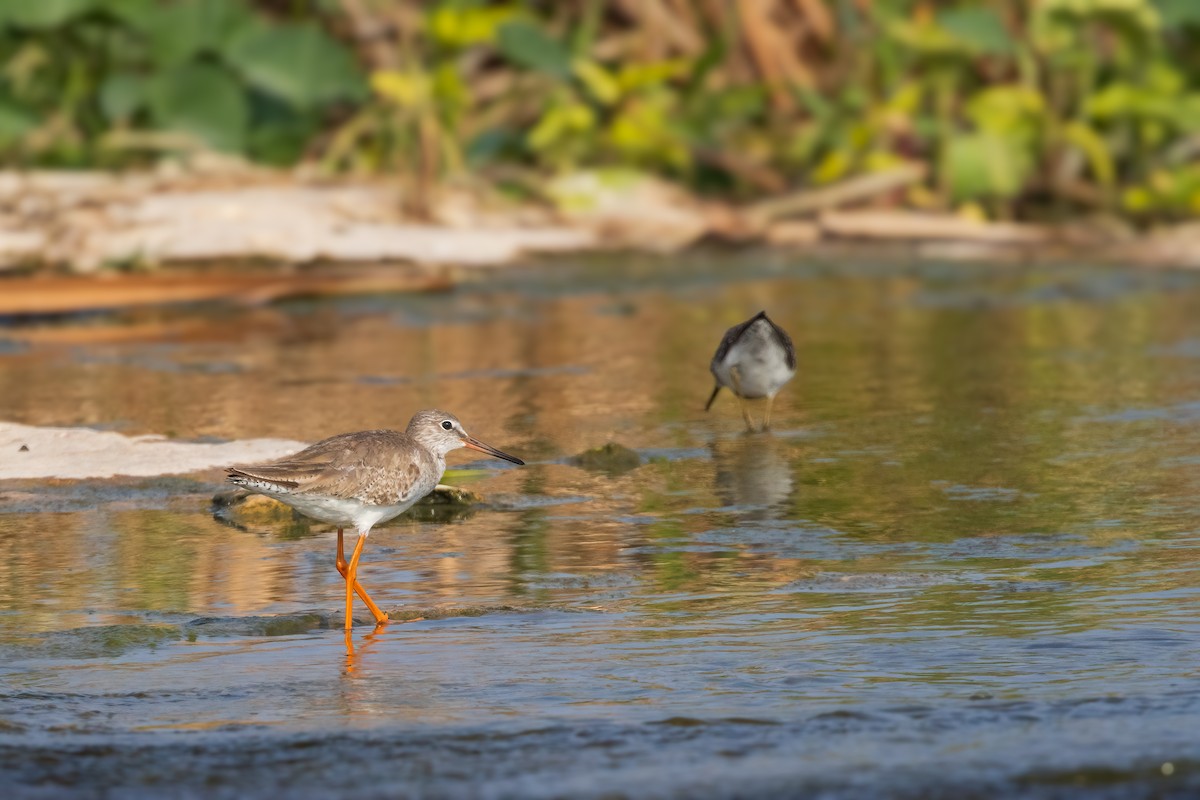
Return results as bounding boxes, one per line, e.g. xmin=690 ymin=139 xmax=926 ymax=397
xmin=1 ymin=253 xmax=1200 ymax=798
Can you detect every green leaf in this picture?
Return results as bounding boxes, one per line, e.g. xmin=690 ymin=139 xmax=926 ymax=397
xmin=0 ymin=99 xmax=35 ymax=144
xmin=947 ymin=133 xmax=1032 ymax=200
xmin=965 ymin=86 xmax=1044 ymax=141
xmin=1087 ymin=82 xmax=1177 ymax=123
xmin=889 ymin=19 xmax=974 ymax=61
xmin=496 ymin=21 xmax=571 ymax=79
xmin=573 ymin=58 xmax=620 ymax=105
xmin=0 ymin=0 xmax=96 ymax=29
xmin=226 ymin=22 xmax=365 ymax=109
xmin=1037 ymin=0 xmax=1161 ymax=49
xmin=429 ymin=4 xmax=523 ymax=48
xmin=604 ymin=92 xmax=691 ymax=171
xmin=150 ymin=62 xmax=247 ymax=152
xmin=529 ymin=101 xmax=594 ymax=152
xmin=99 ymin=73 xmax=146 ymax=122
xmin=1062 ymin=121 xmax=1115 ymax=186
xmin=128 ymin=0 xmax=254 ymax=66
xmin=244 ymin=92 xmax=314 ymax=165
xmin=466 ymin=128 xmax=520 ymax=166
xmin=433 ymin=62 xmax=468 ymax=118
xmin=707 ymin=86 xmax=766 ymax=122
xmin=936 ymin=6 xmax=1014 ymax=54
xmin=1155 ymin=0 xmax=1200 ymax=29
xmin=247 ymin=122 xmax=312 ymax=165
xmin=98 ymin=0 xmax=157 ymax=25
xmin=1175 ymin=95 xmax=1200 ymax=133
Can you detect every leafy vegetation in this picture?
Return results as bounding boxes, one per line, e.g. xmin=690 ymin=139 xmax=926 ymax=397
xmin=0 ymin=0 xmax=363 ymax=165
xmin=1 ymin=0 xmax=1199 ymax=221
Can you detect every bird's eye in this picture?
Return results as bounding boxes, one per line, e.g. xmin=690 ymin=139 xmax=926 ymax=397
xmin=441 ymin=420 xmax=453 ymax=431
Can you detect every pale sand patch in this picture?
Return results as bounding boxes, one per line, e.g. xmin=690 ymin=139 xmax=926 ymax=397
xmin=0 ymin=421 xmax=303 ymax=480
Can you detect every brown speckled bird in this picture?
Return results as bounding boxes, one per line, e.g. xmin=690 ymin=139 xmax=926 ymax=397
xmin=226 ymin=410 xmax=524 ymax=631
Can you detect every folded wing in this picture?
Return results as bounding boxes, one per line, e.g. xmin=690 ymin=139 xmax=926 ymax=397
xmin=228 ymin=429 xmax=428 ymax=506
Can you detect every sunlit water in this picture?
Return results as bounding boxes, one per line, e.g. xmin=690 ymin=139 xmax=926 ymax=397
xmin=2 ymin=253 xmax=1200 ymax=798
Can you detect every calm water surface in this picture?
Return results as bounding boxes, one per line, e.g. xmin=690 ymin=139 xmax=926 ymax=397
xmin=1 ymin=253 xmax=1200 ymax=798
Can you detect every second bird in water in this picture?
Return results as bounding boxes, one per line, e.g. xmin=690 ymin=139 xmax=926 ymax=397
xmin=706 ymin=310 xmax=796 ymax=432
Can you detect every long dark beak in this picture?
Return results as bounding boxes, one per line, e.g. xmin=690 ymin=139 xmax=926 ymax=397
xmin=463 ymin=436 xmax=525 ymax=465
xmin=704 ymin=384 xmax=722 ymax=411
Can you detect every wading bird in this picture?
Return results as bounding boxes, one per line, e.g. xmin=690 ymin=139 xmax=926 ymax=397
xmin=705 ymin=311 xmax=796 ymax=432
xmin=227 ymin=410 xmax=524 ymax=632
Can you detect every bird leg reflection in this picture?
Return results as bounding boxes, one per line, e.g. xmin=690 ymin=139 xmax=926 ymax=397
xmin=337 ymin=529 xmax=389 ymax=625
xmin=344 ymin=619 xmax=389 ymax=669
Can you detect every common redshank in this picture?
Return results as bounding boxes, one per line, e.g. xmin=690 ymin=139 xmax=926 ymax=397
xmin=226 ymin=409 xmax=524 ymax=631
xmin=705 ymin=310 xmax=796 ymax=432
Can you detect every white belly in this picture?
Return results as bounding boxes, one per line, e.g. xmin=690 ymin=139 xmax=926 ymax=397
xmin=257 ymin=489 xmax=416 ymax=534
xmin=713 ymin=338 xmax=796 ymax=399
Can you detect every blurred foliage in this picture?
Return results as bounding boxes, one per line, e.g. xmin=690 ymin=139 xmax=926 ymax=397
xmin=1 ymin=0 xmax=1199 ymax=220
xmin=0 ymin=0 xmax=363 ymax=164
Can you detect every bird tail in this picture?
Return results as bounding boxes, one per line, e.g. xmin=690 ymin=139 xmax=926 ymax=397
xmin=704 ymin=384 xmax=721 ymax=411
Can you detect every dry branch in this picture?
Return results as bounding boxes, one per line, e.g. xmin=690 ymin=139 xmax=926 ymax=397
xmin=0 ymin=268 xmax=455 ymax=317
xmin=745 ymin=163 xmax=928 ymax=224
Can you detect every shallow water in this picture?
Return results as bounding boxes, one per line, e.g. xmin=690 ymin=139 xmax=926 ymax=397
xmin=2 ymin=253 xmax=1200 ymax=798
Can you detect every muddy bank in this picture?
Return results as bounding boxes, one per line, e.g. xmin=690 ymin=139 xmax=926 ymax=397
xmin=0 ymin=267 xmax=458 ymax=317
xmin=1 ymin=169 xmax=1197 ymax=315
xmin=0 ymin=171 xmax=592 ymax=273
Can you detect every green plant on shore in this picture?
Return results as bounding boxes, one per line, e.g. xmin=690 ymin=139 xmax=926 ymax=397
xmin=0 ymin=0 xmax=1198 ymax=222
xmin=772 ymin=0 xmax=1200 ymax=218
xmin=0 ymin=0 xmax=364 ymax=165
xmin=323 ymin=2 xmax=723 ymax=193
xmin=323 ymin=0 xmax=1200 ymax=219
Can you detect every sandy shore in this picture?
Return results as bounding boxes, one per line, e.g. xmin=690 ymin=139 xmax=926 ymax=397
xmin=0 ymin=421 xmax=303 ymax=481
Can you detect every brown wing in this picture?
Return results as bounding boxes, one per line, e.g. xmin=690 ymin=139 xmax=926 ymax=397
xmin=228 ymin=429 xmax=429 ymax=506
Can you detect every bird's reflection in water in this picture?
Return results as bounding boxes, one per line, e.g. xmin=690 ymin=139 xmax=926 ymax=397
xmin=344 ymin=619 xmax=409 ymax=674
xmin=711 ymin=433 xmax=795 ymax=519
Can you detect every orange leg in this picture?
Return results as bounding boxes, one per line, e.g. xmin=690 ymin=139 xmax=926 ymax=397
xmin=336 ymin=532 xmax=386 ymax=633
xmin=337 ymin=529 xmax=389 ymax=625
xmin=344 ymin=533 xmax=366 ymax=631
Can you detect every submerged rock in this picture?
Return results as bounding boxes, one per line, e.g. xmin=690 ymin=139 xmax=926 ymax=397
xmin=569 ymin=442 xmax=641 ymax=475
xmin=210 ymin=489 xmax=298 ymax=523
xmin=212 ymin=483 xmax=483 ymax=531
xmin=416 ymin=484 xmax=481 ymax=506
xmin=0 ymin=623 xmax=182 ymax=661
xmin=402 ymin=484 xmax=484 ymax=523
